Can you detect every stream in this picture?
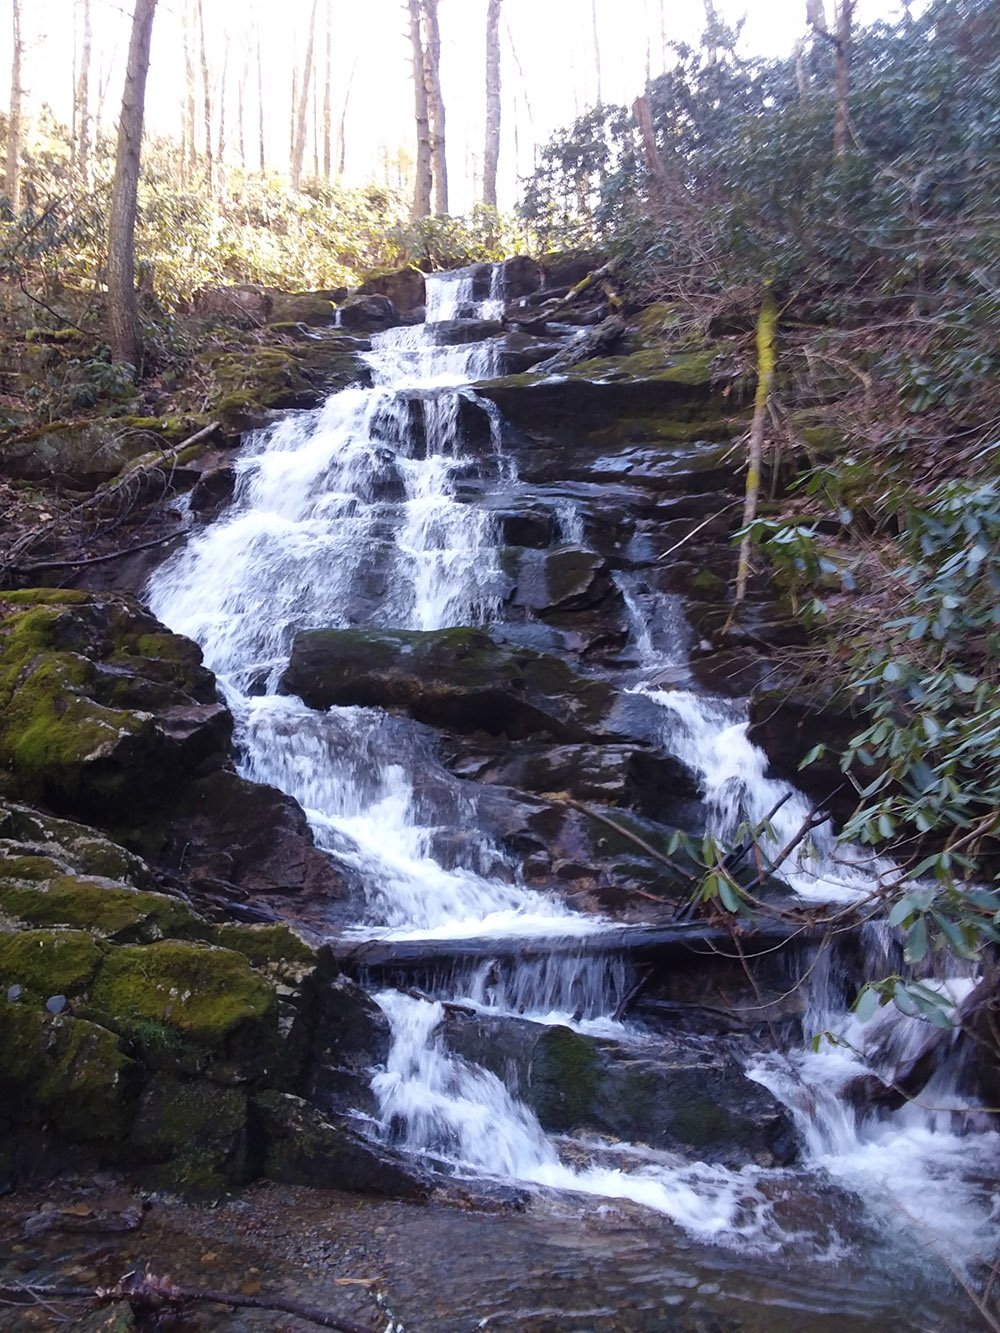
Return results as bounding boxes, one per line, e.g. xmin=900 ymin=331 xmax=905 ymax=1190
xmin=147 ymin=266 xmax=999 ymax=1326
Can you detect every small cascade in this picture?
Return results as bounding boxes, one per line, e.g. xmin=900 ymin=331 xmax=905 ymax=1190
xmin=147 ymin=263 xmax=999 ymax=1297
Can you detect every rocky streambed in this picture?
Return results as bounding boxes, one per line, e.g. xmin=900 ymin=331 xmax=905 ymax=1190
xmin=0 ymin=257 xmax=997 ymax=1330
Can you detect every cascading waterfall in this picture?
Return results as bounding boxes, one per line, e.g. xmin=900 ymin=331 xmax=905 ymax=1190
xmin=148 ymin=266 xmax=998 ymax=1281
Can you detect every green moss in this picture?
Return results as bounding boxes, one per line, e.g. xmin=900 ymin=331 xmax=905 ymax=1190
xmin=530 ymin=1025 xmax=600 ymax=1131
xmin=128 ymin=1073 xmax=249 ymax=1192
xmin=213 ymin=923 xmax=316 ymax=968
xmin=90 ymin=940 xmax=278 ymax=1057
xmin=0 ymin=876 xmax=206 ymax=942
xmin=0 ymin=855 xmax=66 ymax=882
xmin=0 ymin=927 xmax=104 ymax=996
xmin=2 ymin=589 xmax=90 ymax=607
xmin=573 ymin=346 xmax=717 ymax=386
xmin=633 ymin=301 xmax=683 ymax=339
xmin=0 ymin=1004 xmax=142 ymax=1143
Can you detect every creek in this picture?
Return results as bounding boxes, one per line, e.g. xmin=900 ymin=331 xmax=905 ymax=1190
xmin=147 ymin=266 xmax=999 ymax=1326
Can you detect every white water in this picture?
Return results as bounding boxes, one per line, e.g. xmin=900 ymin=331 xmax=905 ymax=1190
xmin=147 ymin=266 xmax=998 ymax=1279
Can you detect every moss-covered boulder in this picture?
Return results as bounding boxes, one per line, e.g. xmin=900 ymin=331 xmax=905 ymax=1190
xmin=0 ymin=591 xmax=228 ymax=821
xmin=127 ymin=1073 xmax=251 ymax=1191
xmin=281 ymin=625 xmax=617 ymax=743
xmin=356 ymin=266 xmax=426 ymax=314
xmin=0 ymin=420 xmax=156 ymax=484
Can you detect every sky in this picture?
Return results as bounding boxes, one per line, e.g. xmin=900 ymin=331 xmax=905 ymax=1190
xmin=7 ymin=0 xmax=912 ymax=212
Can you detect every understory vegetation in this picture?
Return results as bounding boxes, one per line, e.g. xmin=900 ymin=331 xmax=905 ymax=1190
xmin=520 ymin=0 xmax=1000 ymax=990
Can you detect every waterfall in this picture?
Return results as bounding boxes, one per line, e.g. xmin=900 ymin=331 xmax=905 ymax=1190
xmin=147 ymin=266 xmax=999 ymax=1283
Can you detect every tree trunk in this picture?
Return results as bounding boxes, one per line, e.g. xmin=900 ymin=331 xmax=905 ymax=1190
xmin=76 ymin=0 xmax=93 ymax=186
xmin=483 ymin=0 xmax=501 ymax=208
xmin=107 ymin=0 xmax=158 ymax=374
xmin=182 ymin=0 xmax=197 ymax=184
xmin=591 ymin=0 xmax=602 ymax=105
xmin=291 ymin=0 xmax=319 ymax=190
xmin=422 ymin=0 xmax=448 ymax=214
xmin=217 ymin=37 xmax=229 ymax=177
xmin=408 ymin=0 xmax=432 ymax=218
xmin=703 ymin=0 xmax=720 ymax=63
xmin=806 ymin=0 xmax=828 ymax=33
xmin=337 ymin=57 xmax=355 ymax=178
xmin=633 ymin=93 xmax=668 ymax=195
xmin=733 ymin=289 xmax=778 ymax=605
xmin=322 ymin=0 xmax=332 ymax=177
xmin=257 ymin=25 xmax=266 ymax=170
xmin=833 ymin=0 xmax=855 ymax=157
xmin=6 ymin=0 xmax=23 ymax=212
xmin=196 ymin=0 xmax=212 ymax=188
xmin=237 ymin=46 xmax=248 ymax=170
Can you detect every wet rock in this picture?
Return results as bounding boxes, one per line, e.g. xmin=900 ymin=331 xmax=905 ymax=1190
xmin=747 ymin=688 xmax=861 ymax=824
xmin=357 ymin=265 xmax=426 ymax=314
xmin=337 ymin=293 xmax=400 ymax=333
xmin=424 ymin=317 xmax=503 ymax=345
xmin=281 ymin=625 xmax=617 ymax=743
xmin=500 ymin=255 xmax=543 ymax=298
xmin=189 ymin=464 xmax=236 ymax=514
xmin=252 ymin=1091 xmax=429 ymax=1199
xmin=506 ymin=543 xmax=615 ymax=614
xmin=477 ymin=742 xmax=698 ymax=815
xmin=446 ymin=1016 xmax=798 ymax=1168
xmin=306 ymin=968 xmax=392 ymax=1116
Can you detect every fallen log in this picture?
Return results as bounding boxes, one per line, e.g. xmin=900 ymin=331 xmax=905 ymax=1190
xmin=322 ymin=918 xmax=817 ymax=974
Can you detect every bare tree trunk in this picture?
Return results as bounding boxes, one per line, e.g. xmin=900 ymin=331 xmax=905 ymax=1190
xmin=7 ymin=0 xmax=23 ymax=211
xmin=703 ymin=0 xmax=719 ymax=63
xmin=423 ymin=0 xmax=448 ymax=214
xmin=311 ymin=62 xmax=319 ymax=178
xmin=76 ymin=0 xmax=93 ymax=186
xmin=216 ymin=35 xmax=229 ymax=194
xmin=408 ymin=0 xmax=432 ymax=217
xmin=806 ymin=0 xmax=828 ymax=33
xmin=290 ymin=66 xmax=298 ymax=163
xmin=322 ymin=0 xmax=332 ymax=177
xmin=733 ymin=290 xmax=777 ymax=605
xmin=832 ymin=0 xmax=855 ymax=157
xmin=291 ymin=0 xmax=319 ymax=190
xmin=257 ymin=25 xmax=266 ymax=170
xmin=591 ymin=0 xmax=602 ymax=104
xmin=196 ymin=0 xmax=212 ymax=188
xmin=483 ymin=0 xmax=501 ymax=207
xmin=337 ymin=57 xmax=356 ymax=177
xmin=237 ymin=46 xmax=248 ymax=170
xmin=183 ymin=0 xmax=197 ymax=184
xmin=108 ymin=0 xmax=158 ymax=374
xmin=633 ymin=93 xmax=668 ymax=194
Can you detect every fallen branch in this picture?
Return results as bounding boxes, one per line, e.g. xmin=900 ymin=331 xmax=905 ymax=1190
xmin=0 ymin=1272 xmax=377 ymax=1333
xmin=656 ymin=501 xmax=741 ymax=562
xmin=14 ymin=530 xmax=185 ymax=572
xmin=562 ymin=796 xmax=688 ymax=891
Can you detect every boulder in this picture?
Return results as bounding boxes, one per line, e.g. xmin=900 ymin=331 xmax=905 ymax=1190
xmin=445 ymin=1015 xmax=798 ymax=1168
xmin=506 ymin=544 xmax=614 ymax=614
xmin=280 ymin=625 xmax=617 ymax=743
xmin=191 ymin=283 xmax=272 ymax=325
xmin=357 ymin=266 xmax=426 ymax=314
xmin=499 ymin=255 xmax=542 ymax=299
xmin=267 ymin=291 xmax=336 ymax=327
xmin=747 ymin=688 xmax=861 ymax=824
xmin=337 ymin=293 xmax=400 ymax=333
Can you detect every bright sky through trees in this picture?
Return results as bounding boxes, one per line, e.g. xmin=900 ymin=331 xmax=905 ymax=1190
xmin=4 ymin=0 xmax=911 ymax=212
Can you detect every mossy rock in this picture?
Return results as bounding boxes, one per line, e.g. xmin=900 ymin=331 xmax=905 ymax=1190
xmin=128 ymin=1073 xmax=250 ymax=1192
xmin=572 ymin=346 xmax=717 ymax=386
xmin=0 ymin=1003 xmax=142 ymax=1143
xmin=0 ymin=875 xmax=206 ymax=943
xmin=267 ymin=292 xmax=336 ymax=327
xmin=213 ymin=922 xmax=316 ymax=973
xmin=90 ymin=940 xmax=279 ymax=1075
xmin=0 ymin=927 xmax=104 ymax=997
xmin=529 ymin=1025 xmax=601 ymax=1131
xmin=0 ymin=420 xmax=156 ymax=483
xmin=210 ymin=347 xmax=314 ymax=411
xmin=0 ymin=799 xmax=159 ymax=889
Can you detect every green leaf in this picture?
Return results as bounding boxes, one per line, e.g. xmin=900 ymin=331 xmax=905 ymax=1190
xmin=718 ymin=877 xmax=742 ymax=913
xmin=799 ymin=743 xmax=827 ymax=769
xmin=904 ymin=915 xmax=929 ymax=964
xmin=853 ymin=986 xmax=880 ymax=1022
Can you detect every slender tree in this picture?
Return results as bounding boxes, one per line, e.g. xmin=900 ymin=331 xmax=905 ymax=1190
xmin=422 ymin=0 xmax=447 ymax=213
xmin=483 ymin=0 xmax=501 ymax=208
xmin=337 ymin=56 xmax=356 ymax=177
xmin=322 ymin=0 xmax=332 ymax=177
xmin=257 ymin=24 xmax=266 ymax=170
xmin=733 ymin=289 xmax=777 ymax=605
xmin=6 ymin=0 xmax=23 ymax=212
xmin=832 ymin=0 xmax=855 ymax=157
xmin=75 ymin=0 xmax=93 ymax=186
xmin=291 ymin=0 xmax=319 ymax=190
xmin=591 ymin=0 xmax=602 ymax=105
xmin=107 ymin=0 xmax=158 ymax=373
xmin=196 ymin=0 xmax=212 ymax=188
xmin=182 ymin=0 xmax=197 ymax=183
xmin=408 ymin=0 xmax=432 ymax=217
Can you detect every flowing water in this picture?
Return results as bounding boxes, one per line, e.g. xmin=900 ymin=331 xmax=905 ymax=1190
xmin=148 ymin=267 xmax=999 ymax=1320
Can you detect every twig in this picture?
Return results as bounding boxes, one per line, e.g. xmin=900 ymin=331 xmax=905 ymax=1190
xmin=14 ymin=530 xmax=185 ymax=572
xmin=656 ymin=501 xmax=741 ymax=562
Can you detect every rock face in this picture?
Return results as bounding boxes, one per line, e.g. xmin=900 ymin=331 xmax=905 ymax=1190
xmin=337 ymin=293 xmax=401 ymax=333
xmin=281 ymin=625 xmax=616 ymax=743
xmin=357 ymin=266 xmax=426 ymax=314
xmin=445 ymin=1014 xmax=797 ymax=1168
